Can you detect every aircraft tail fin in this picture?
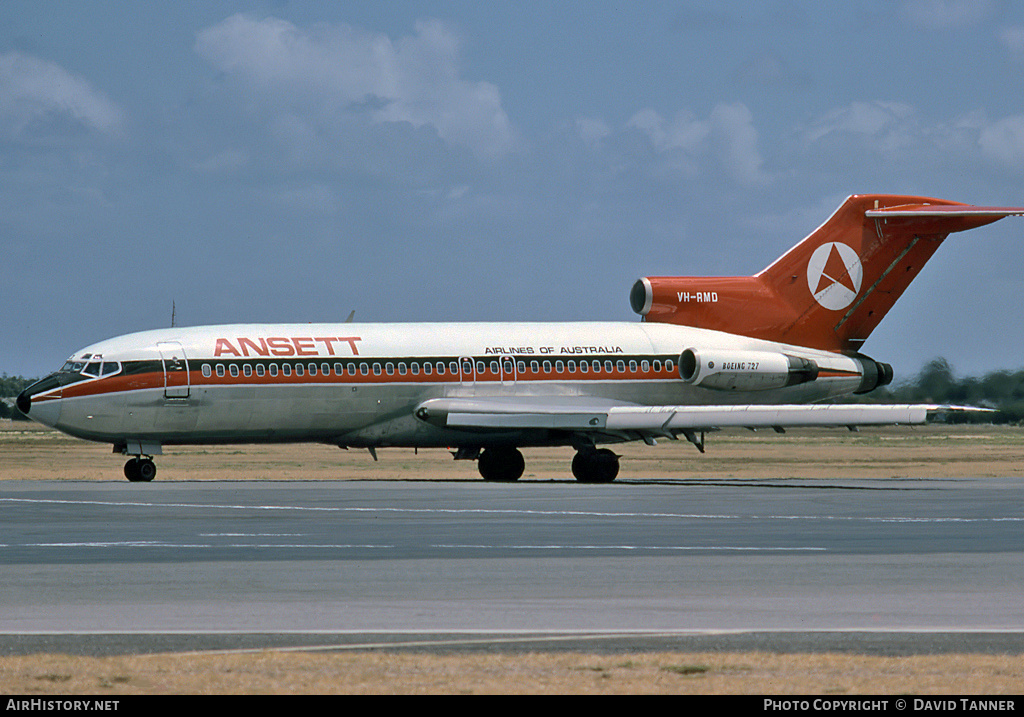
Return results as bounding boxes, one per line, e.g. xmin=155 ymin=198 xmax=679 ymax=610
xmin=631 ymin=195 xmax=1024 ymax=352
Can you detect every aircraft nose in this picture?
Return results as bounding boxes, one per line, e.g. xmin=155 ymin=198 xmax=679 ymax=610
xmin=16 ymin=374 xmax=62 ymax=426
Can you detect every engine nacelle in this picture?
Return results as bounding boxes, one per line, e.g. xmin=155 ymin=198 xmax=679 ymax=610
xmin=679 ymin=348 xmax=819 ymax=392
xmin=852 ymin=356 xmax=894 ymax=394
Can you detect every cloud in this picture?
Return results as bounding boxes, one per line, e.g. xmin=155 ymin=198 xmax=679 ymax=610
xmin=978 ymin=115 xmax=1024 ymax=172
xmin=0 ymin=51 xmax=123 ymax=138
xmin=626 ymin=102 xmax=767 ymax=185
xmin=797 ymin=100 xmax=1024 ymax=179
xmin=901 ymin=0 xmax=994 ymax=30
xmin=998 ymin=25 xmax=1024 ymax=61
xmin=574 ymin=117 xmax=611 ymax=148
xmin=801 ymin=101 xmax=918 ymax=151
xmin=195 ymin=14 xmax=517 ymax=160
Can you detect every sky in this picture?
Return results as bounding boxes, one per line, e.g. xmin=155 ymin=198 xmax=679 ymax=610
xmin=2 ymin=1 xmax=1024 ymax=383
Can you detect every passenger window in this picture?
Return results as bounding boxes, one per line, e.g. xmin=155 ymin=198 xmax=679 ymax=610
xmin=217 ymin=364 xmax=225 ymax=378
xmin=243 ymin=364 xmax=252 ymax=377
xmin=269 ymin=364 xmax=278 ymax=377
xmin=230 ymin=364 xmax=239 ymax=378
xmin=256 ymin=364 xmax=265 ymax=377
xmin=202 ymin=364 xmax=212 ymax=378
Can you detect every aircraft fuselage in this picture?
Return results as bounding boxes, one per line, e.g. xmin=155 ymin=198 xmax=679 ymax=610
xmin=20 ymin=321 xmax=870 ymax=451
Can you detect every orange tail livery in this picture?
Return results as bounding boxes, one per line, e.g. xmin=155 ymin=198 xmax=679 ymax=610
xmin=631 ymin=194 xmax=1024 ymax=352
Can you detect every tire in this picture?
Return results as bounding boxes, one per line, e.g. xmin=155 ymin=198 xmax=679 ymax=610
xmin=478 ymin=447 xmax=525 ymax=482
xmin=572 ymin=448 xmax=620 ymax=483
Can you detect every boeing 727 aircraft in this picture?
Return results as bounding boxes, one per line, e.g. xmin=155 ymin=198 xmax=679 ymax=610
xmin=17 ymin=194 xmax=1024 ymax=482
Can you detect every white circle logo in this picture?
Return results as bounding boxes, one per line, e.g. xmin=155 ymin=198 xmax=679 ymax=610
xmin=806 ymin=242 xmax=863 ymax=311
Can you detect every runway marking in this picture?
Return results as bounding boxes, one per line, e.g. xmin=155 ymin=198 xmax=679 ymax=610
xmin=6 ymin=541 xmax=823 ymax=552
xmin=169 ymin=631 xmax=720 ymax=656
xmin=20 ymin=541 xmax=396 ymax=549
xmin=2 ymin=497 xmax=1021 ymax=523
xmin=431 ymin=544 xmax=826 ymax=551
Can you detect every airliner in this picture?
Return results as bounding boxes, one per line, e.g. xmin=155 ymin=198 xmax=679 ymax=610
xmin=17 ymin=194 xmax=1024 ymax=482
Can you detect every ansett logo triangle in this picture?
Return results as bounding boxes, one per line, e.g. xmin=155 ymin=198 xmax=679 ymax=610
xmin=806 ymin=242 xmax=863 ymax=310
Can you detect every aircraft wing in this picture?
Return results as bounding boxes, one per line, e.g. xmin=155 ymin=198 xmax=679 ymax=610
xmin=415 ymin=397 xmax=977 ymax=444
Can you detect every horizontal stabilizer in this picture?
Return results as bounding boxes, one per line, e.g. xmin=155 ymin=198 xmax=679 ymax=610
xmin=865 ymin=205 xmax=1024 ymax=218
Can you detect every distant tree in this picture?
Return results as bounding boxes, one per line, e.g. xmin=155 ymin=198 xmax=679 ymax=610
xmin=0 ymin=374 xmax=37 ymax=398
xmin=0 ymin=374 xmax=38 ymax=420
xmin=916 ymin=358 xmax=956 ymax=402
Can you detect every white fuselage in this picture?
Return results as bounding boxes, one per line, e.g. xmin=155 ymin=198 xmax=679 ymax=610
xmin=23 ymin=321 xmax=868 ymax=451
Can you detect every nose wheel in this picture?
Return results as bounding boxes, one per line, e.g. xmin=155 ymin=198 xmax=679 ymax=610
xmin=124 ymin=457 xmax=157 ymax=482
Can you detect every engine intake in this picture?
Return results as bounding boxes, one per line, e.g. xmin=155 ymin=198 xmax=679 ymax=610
xmin=679 ymin=348 xmax=819 ymax=392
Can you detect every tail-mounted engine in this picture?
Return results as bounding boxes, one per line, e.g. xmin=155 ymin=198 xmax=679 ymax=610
xmin=852 ymin=356 xmax=894 ymax=394
xmin=679 ymin=348 xmax=819 ymax=391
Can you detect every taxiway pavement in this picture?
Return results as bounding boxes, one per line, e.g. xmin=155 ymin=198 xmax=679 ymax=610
xmin=2 ymin=476 xmax=1022 ymax=654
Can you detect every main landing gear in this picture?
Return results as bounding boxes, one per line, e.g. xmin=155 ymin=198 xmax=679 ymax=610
xmin=473 ymin=446 xmax=620 ymax=483
xmin=477 ymin=447 xmax=525 ymax=482
xmin=123 ymin=457 xmax=157 ymax=482
xmin=571 ymin=448 xmax=620 ymax=484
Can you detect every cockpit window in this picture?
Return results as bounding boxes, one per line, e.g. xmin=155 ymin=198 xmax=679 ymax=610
xmin=59 ymin=359 xmax=119 ymax=378
xmin=100 ymin=361 xmax=121 ymax=376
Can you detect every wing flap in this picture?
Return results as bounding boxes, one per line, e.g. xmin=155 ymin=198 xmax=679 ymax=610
xmin=416 ymin=398 xmax=978 ymax=432
xmin=606 ymin=404 xmax=929 ymax=430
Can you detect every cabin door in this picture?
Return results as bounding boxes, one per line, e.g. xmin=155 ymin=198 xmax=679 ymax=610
xmin=158 ymin=342 xmax=190 ymax=399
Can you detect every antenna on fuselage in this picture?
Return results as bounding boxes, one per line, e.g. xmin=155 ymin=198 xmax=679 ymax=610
xmin=171 ymin=301 xmax=176 ymax=328
xmin=345 ymin=310 xmax=355 ymax=323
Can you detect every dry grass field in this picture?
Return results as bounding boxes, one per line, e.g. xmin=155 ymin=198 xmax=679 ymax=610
xmin=4 ymin=420 xmax=1024 ymax=482
xmin=2 ymin=420 xmax=1023 ymax=694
